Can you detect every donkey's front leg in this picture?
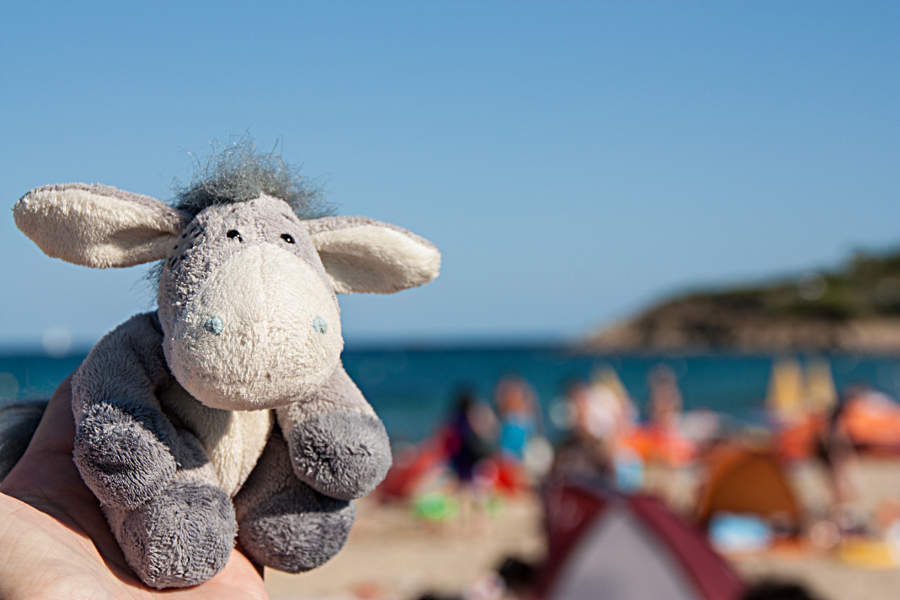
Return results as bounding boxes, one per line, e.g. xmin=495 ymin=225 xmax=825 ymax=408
xmin=70 ymin=313 xmax=183 ymax=510
xmin=104 ymin=429 xmax=237 ymax=588
xmin=73 ymin=396 xmax=179 ymax=510
xmin=276 ymin=365 xmax=391 ymax=500
xmin=234 ymin=429 xmax=355 ymax=572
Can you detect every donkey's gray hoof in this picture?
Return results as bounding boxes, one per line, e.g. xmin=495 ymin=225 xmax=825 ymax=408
xmin=73 ymin=400 xmax=176 ymax=509
xmin=119 ymin=481 xmax=237 ymax=589
xmin=288 ymin=411 xmax=391 ymax=500
xmin=238 ymin=479 xmax=355 ymax=572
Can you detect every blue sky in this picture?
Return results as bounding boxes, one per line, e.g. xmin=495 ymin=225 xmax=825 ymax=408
xmin=1 ymin=2 xmax=899 ymax=349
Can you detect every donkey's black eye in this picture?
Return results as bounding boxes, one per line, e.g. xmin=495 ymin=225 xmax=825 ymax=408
xmin=227 ymin=229 xmax=242 ymax=242
xmin=281 ymin=233 xmax=295 ymax=244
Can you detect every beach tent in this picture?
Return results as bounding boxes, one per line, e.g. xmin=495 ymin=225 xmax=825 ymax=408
xmin=377 ymin=438 xmax=447 ymax=500
xmin=695 ymin=445 xmax=802 ymax=529
xmin=777 ymin=390 xmax=900 ymax=459
xmin=622 ymin=426 xmax=696 ymax=466
xmin=842 ymin=391 xmax=900 ymax=452
xmin=377 ymin=437 xmax=527 ymax=501
xmin=539 ymin=482 xmax=744 ymax=600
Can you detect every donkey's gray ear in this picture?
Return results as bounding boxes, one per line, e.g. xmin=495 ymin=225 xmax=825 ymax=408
xmin=13 ymin=183 xmax=189 ymax=268
xmin=307 ymin=216 xmax=441 ymax=294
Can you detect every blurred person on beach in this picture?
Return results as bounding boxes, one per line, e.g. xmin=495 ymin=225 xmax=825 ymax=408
xmin=587 ymin=367 xmax=639 ymax=453
xmin=0 ymin=376 xmax=268 ymax=600
xmin=548 ymin=380 xmax=613 ymax=484
xmin=642 ymin=365 xmax=696 ymax=498
xmin=495 ymin=376 xmax=553 ymax=480
xmin=441 ymin=386 xmax=498 ymax=529
xmin=591 ymin=367 xmax=637 ymax=434
xmin=588 ymin=368 xmax=646 ymax=491
xmin=646 ymin=364 xmax=695 ymax=461
xmin=443 ymin=385 xmax=497 ymax=484
xmin=495 ymin=376 xmax=538 ymax=462
xmin=814 ymin=386 xmax=860 ymax=526
xmin=551 ymin=373 xmax=647 ymax=491
xmin=648 ymin=364 xmax=683 ymax=432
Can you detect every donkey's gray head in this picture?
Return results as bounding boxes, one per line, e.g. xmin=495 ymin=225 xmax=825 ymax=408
xmin=14 ymin=183 xmax=440 ymax=410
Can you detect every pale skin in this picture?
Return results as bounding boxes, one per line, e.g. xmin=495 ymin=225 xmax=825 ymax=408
xmin=0 ymin=376 xmax=268 ymax=600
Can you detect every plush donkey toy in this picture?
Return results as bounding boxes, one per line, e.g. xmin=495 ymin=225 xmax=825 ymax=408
xmin=12 ymin=150 xmax=440 ymax=588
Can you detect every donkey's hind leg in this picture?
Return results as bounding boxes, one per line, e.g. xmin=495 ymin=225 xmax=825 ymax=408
xmin=103 ymin=429 xmax=237 ymax=589
xmin=234 ymin=428 xmax=355 ymax=573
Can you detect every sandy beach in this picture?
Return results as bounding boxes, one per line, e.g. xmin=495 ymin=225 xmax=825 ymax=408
xmin=728 ymin=458 xmax=900 ymax=600
xmin=265 ymin=493 xmax=545 ymax=600
xmin=265 ymin=457 xmax=900 ymax=600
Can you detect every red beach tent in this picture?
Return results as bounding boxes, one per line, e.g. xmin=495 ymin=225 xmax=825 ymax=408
xmin=539 ymin=482 xmax=744 ymax=600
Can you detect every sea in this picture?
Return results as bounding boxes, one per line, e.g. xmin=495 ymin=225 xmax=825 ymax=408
xmin=2 ymin=346 xmax=900 ymax=445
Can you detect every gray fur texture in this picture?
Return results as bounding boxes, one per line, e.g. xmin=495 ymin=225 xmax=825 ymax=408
xmin=287 ymin=411 xmax=391 ymax=501
xmin=0 ymin=402 xmax=47 ymax=482
xmin=238 ymin=480 xmax=355 ymax=572
xmin=275 ymin=365 xmax=392 ymax=500
xmin=73 ymin=397 xmax=179 ymax=509
xmin=235 ymin=430 xmax=355 ymax=572
xmin=175 ymin=138 xmax=331 ymax=218
xmin=107 ymin=480 xmax=237 ymax=589
xmin=72 ymin=313 xmax=181 ymax=510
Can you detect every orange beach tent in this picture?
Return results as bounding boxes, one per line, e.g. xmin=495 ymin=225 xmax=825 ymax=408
xmin=696 ymin=445 xmax=802 ymax=530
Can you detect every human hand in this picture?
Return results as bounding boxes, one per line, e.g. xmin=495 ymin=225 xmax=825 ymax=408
xmin=0 ymin=376 xmax=268 ymax=600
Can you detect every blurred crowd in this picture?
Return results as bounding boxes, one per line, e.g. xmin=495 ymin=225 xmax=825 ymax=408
xmin=384 ymin=359 xmax=900 ymax=600
xmin=435 ymin=365 xmax=699 ymax=501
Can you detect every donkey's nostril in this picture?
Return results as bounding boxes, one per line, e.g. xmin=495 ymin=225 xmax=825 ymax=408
xmin=312 ymin=316 xmax=328 ymax=335
xmin=204 ymin=316 xmax=224 ymax=336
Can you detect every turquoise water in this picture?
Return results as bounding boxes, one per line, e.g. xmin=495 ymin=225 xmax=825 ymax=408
xmin=2 ymin=347 xmax=900 ymax=444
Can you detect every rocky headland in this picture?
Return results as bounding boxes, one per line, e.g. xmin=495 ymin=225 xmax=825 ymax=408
xmin=582 ymin=248 xmax=900 ymax=353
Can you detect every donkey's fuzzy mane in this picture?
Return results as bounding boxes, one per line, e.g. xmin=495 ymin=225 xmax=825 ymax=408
xmin=175 ymin=138 xmax=333 ymax=219
xmin=147 ymin=139 xmax=333 ymax=292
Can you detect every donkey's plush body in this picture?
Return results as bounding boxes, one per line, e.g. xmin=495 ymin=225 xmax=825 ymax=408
xmin=12 ymin=168 xmax=440 ymax=589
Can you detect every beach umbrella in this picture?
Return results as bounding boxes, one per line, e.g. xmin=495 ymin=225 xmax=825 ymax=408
xmin=804 ymin=359 xmax=837 ymax=415
xmin=767 ymin=359 xmax=805 ymax=423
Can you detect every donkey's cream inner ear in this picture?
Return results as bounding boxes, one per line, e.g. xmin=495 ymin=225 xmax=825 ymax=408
xmin=14 ymin=183 xmax=188 ymax=268
xmin=308 ymin=217 xmax=441 ymax=294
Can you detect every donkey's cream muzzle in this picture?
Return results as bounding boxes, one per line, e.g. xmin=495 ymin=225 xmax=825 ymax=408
xmin=164 ymin=244 xmax=343 ymax=410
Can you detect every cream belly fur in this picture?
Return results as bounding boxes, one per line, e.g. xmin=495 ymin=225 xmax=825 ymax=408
xmin=160 ymin=383 xmax=274 ymax=496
